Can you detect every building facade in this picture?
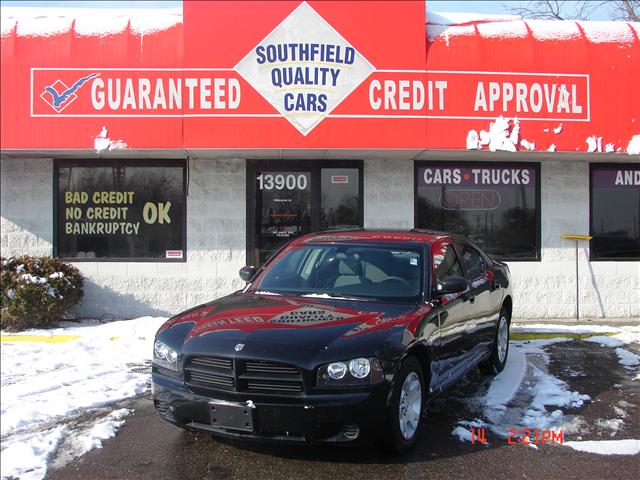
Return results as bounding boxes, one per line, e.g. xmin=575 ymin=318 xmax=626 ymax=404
xmin=1 ymin=1 xmax=639 ymax=320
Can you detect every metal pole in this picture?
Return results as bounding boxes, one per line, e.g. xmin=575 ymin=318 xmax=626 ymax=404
xmin=575 ymin=239 xmax=579 ymax=320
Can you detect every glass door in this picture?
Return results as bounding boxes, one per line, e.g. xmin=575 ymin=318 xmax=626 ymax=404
xmin=254 ymin=170 xmax=312 ymax=266
xmin=248 ymin=161 xmax=363 ymax=266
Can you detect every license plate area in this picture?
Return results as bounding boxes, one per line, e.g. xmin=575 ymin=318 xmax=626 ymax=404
xmin=210 ymin=402 xmax=253 ymax=432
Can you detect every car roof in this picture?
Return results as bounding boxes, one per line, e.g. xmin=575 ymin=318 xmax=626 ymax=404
xmin=291 ymin=228 xmax=466 ymax=246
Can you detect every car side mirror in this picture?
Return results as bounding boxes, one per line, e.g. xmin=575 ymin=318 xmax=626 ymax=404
xmin=239 ymin=265 xmax=257 ymax=283
xmin=436 ymin=276 xmax=468 ymax=295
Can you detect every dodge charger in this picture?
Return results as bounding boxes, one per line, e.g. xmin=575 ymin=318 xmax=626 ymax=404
xmin=152 ymin=230 xmax=512 ymax=452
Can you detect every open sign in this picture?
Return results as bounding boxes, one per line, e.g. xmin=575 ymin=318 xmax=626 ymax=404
xmin=440 ymin=189 xmax=502 ymax=211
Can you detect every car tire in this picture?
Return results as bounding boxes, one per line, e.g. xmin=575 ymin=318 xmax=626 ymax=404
xmin=480 ymin=307 xmax=510 ymax=374
xmin=385 ymin=356 xmax=425 ymax=453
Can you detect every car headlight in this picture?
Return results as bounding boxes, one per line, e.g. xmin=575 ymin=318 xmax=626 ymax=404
xmin=317 ymin=357 xmax=383 ymax=387
xmin=153 ymin=340 xmax=178 ymax=371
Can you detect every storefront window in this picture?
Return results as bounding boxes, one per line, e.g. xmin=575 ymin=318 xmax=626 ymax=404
xmin=55 ymin=160 xmax=186 ymax=260
xmin=415 ymin=162 xmax=540 ymax=260
xmin=248 ymin=161 xmax=363 ymax=266
xmin=590 ymin=164 xmax=640 ymax=260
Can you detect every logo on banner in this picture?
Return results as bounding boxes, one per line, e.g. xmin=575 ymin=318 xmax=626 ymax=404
xmin=40 ymin=73 xmax=100 ymax=113
xmin=234 ymin=1 xmax=375 ymax=135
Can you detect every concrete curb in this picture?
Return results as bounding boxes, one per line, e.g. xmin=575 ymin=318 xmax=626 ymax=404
xmin=510 ymin=332 xmax=616 ymax=341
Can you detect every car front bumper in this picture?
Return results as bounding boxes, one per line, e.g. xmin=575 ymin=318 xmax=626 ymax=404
xmin=152 ymin=372 xmax=390 ymax=445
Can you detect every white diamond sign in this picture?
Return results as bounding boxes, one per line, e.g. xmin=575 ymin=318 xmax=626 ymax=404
xmin=234 ymin=1 xmax=375 ymax=136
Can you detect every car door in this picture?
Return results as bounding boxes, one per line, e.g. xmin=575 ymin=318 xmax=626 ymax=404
xmin=430 ymin=242 xmax=475 ymax=390
xmin=456 ymin=244 xmax=497 ymax=364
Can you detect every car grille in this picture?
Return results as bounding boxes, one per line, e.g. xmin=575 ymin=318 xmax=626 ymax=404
xmin=185 ymin=356 xmax=304 ymax=396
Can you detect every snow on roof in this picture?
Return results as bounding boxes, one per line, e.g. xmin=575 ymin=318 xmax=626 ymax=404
xmin=578 ymin=20 xmax=637 ymax=43
xmin=0 ymin=7 xmax=182 ymax=38
xmin=526 ymin=19 xmax=581 ymax=41
xmin=427 ymin=10 xmax=639 ymax=45
xmin=476 ymin=20 xmax=528 ymax=40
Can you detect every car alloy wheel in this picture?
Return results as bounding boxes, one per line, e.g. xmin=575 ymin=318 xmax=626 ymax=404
xmin=385 ymin=356 xmax=425 ymax=452
xmin=497 ymin=314 xmax=509 ymax=363
xmin=398 ymin=371 xmax=422 ymax=440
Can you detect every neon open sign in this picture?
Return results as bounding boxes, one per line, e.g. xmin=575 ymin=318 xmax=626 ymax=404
xmin=439 ymin=189 xmax=502 ymax=211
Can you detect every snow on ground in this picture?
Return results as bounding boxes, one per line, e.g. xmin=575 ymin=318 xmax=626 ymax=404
xmin=0 ymin=426 xmax=68 ymax=480
xmin=1 ymin=317 xmax=166 ymax=480
xmin=615 ymin=348 xmax=640 ymax=367
xmin=451 ymin=426 xmax=473 ymax=442
xmin=564 ymin=439 xmax=640 ymax=455
xmin=451 ymin=331 xmax=638 ymax=448
xmin=1 ymin=318 xmax=638 ymax=478
xmin=483 ymin=346 xmax=527 ymax=409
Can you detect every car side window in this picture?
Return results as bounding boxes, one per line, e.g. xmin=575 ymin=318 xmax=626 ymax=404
xmin=460 ymin=246 xmax=484 ymax=280
xmin=433 ymin=244 xmax=464 ymax=281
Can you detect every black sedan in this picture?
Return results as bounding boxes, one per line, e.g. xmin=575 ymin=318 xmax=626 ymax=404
xmin=152 ymin=229 xmax=512 ymax=452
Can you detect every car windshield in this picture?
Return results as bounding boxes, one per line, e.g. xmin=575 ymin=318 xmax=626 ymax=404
xmin=254 ymin=244 xmax=422 ymax=302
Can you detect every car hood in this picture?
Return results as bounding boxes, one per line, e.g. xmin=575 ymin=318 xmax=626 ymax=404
xmin=159 ymin=292 xmax=432 ymax=367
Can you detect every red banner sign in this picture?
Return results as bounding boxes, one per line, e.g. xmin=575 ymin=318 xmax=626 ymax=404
xmin=1 ymin=1 xmax=638 ymax=152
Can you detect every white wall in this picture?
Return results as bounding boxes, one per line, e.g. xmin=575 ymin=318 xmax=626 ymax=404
xmin=1 ymin=156 xmax=638 ymax=320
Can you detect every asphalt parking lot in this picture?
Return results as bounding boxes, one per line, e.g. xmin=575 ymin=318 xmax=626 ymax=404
xmin=47 ymin=340 xmax=640 ymax=480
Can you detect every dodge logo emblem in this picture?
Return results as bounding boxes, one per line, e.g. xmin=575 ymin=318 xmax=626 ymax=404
xmin=235 ymin=343 xmax=245 ymax=352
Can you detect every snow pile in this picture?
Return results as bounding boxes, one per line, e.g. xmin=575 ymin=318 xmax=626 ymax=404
xmin=615 ymin=348 xmax=640 ymax=367
xmin=450 ymin=338 xmax=591 ymax=445
xmin=585 ymin=335 xmax=625 ymax=348
xmin=595 ymin=418 xmax=624 ymax=437
xmin=1 ymin=317 xmax=166 ymax=480
xmin=484 ymin=347 xmax=527 ymax=410
xmin=73 ymin=408 xmax=132 ymax=455
xmin=626 ymin=134 xmax=640 ymax=155
xmin=451 ymin=420 xmax=490 ymax=444
xmin=564 ymin=439 xmax=640 ymax=455
xmin=451 ymin=425 xmax=473 ymax=442
xmin=0 ymin=426 xmax=68 ymax=480
xmin=450 ymin=328 xmax=639 ymax=448
xmin=522 ymin=363 xmax=590 ymax=429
